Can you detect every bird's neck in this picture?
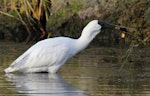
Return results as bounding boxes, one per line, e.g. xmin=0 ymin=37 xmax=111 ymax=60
xmin=75 ymin=30 xmax=97 ymax=53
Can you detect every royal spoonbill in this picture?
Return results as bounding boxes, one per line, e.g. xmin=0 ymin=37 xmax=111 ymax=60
xmin=4 ymin=20 xmax=128 ymax=73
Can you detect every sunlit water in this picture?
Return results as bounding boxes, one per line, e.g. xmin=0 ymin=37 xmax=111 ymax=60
xmin=0 ymin=42 xmax=150 ymax=96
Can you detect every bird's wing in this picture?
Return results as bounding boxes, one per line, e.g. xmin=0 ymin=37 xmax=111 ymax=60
xmin=9 ymin=48 xmax=32 ymax=68
xmin=9 ymin=40 xmax=70 ymax=70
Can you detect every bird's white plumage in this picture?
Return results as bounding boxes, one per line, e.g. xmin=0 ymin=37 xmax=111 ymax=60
xmin=4 ymin=20 xmax=101 ymax=73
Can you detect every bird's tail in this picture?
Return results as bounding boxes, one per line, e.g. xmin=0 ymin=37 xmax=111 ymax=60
xmin=4 ymin=67 xmax=16 ymax=73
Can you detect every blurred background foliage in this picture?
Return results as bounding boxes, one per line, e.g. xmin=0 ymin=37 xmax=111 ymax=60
xmin=0 ymin=0 xmax=149 ymax=46
xmin=0 ymin=0 xmax=51 ymax=43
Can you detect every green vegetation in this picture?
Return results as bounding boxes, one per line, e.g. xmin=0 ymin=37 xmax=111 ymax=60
xmin=108 ymin=0 xmax=150 ymax=46
xmin=0 ymin=0 xmax=51 ymax=43
xmin=0 ymin=0 xmax=149 ymax=46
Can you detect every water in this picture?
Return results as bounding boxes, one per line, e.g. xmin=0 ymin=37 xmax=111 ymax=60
xmin=0 ymin=42 xmax=150 ymax=96
xmin=5 ymin=73 xmax=86 ymax=96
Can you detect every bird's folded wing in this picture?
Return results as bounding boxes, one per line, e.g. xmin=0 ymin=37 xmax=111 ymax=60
xmin=9 ymin=43 xmax=69 ymax=70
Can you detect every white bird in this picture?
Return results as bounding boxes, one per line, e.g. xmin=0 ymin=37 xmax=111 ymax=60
xmin=4 ymin=20 xmax=127 ymax=73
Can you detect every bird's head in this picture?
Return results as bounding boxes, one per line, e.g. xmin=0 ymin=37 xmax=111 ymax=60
xmin=83 ymin=20 xmax=128 ymax=35
xmin=81 ymin=20 xmax=130 ymax=42
xmin=82 ymin=20 xmax=102 ymax=37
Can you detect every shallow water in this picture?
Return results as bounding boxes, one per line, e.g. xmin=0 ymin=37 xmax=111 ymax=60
xmin=0 ymin=42 xmax=150 ymax=96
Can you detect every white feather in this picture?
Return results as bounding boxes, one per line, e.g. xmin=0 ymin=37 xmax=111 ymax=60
xmin=4 ymin=20 xmax=101 ymax=73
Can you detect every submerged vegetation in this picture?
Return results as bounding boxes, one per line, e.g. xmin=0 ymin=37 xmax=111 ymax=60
xmin=0 ymin=0 xmax=149 ymax=46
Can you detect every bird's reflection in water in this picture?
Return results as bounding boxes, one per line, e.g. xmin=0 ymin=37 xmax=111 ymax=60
xmin=5 ymin=73 xmax=87 ymax=96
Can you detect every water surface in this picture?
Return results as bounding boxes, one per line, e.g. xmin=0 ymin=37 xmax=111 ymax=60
xmin=0 ymin=42 xmax=150 ymax=96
